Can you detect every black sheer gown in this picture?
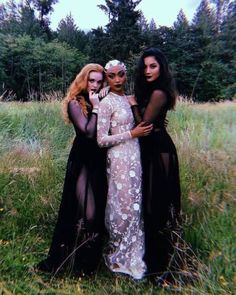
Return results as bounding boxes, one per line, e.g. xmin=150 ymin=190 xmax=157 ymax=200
xmin=131 ymin=90 xmax=181 ymax=276
xmin=37 ymin=99 xmax=107 ymax=275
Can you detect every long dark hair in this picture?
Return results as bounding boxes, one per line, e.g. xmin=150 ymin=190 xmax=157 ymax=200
xmin=134 ymin=47 xmax=177 ymax=110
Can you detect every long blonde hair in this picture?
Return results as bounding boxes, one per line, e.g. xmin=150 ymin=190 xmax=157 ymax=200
xmin=62 ymin=63 xmax=105 ymax=123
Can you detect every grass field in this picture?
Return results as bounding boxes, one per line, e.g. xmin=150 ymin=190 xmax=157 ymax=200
xmin=0 ymin=100 xmax=235 ymax=294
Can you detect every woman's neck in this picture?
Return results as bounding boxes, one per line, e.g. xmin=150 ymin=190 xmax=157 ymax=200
xmin=110 ymin=90 xmax=125 ymax=96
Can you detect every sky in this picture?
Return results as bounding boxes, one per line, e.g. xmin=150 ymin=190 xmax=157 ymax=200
xmin=1 ymin=0 xmax=202 ymax=31
xmin=50 ymin=0 xmax=201 ymax=31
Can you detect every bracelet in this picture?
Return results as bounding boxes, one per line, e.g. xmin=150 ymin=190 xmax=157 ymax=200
xmin=92 ymin=108 xmax=98 ymax=114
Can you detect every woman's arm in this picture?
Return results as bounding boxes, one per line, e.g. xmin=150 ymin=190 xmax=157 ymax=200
xmin=142 ymin=90 xmax=167 ymax=123
xmin=68 ymin=100 xmax=97 ymax=139
xmin=127 ymin=95 xmax=142 ymax=124
xmin=97 ymin=99 xmax=153 ymax=148
xmin=97 ymin=99 xmax=132 ymax=148
xmin=131 ymin=105 xmax=142 ymax=124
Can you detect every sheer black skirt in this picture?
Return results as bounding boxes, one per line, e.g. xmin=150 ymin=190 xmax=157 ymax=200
xmin=37 ymin=137 xmax=107 ymax=275
xmin=140 ymin=129 xmax=181 ymax=275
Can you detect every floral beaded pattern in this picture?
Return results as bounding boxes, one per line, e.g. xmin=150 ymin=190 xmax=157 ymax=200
xmin=97 ymin=92 xmax=146 ymax=279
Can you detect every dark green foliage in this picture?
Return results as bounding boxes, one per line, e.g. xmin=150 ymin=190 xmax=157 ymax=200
xmin=0 ymin=0 xmax=235 ymax=101
xmin=192 ymin=0 xmax=218 ymax=37
xmin=86 ymin=27 xmax=111 ymax=65
xmin=0 ymin=34 xmax=88 ymax=100
xmin=0 ymin=0 xmax=53 ymax=39
xmin=214 ymin=0 xmax=236 ymax=99
xmin=27 ymin=0 xmax=59 ymax=38
xmin=97 ymin=0 xmax=144 ymax=61
xmin=56 ymin=14 xmax=88 ymax=51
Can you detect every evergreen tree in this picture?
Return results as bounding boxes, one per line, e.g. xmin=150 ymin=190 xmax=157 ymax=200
xmin=193 ymin=0 xmax=217 ymax=37
xmin=149 ymin=18 xmax=157 ymax=31
xmin=86 ymin=27 xmax=110 ymax=65
xmin=0 ymin=34 xmax=87 ymax=100
xmin=138 ymin=11 xmax=149 ymax=32
xmin=0 ymin=0 xmax=22 ymax=35
xmin=210 ymin=0 xmax=231 ymax=32
xmin=18 ymin=5 xmax=41 ymax=37
xmin=213 ymin=0 xmax=236 ymax=98
xmin=98 ymin=0 xmax=144 ymax=61
xmin=26 ymin=0 xmax=58 ymax=38
xmin=0 ymin=0 xmax=46 ymax=37
xmin=190 ymin=0 xmax=220 ymax=100
xmin=173 ymin=9 xmax=189 ymax=31
xmin=0 ymin=0 xmax=234 ymax=101
xmin=171 ymin=10 xmax=197 ymax=97
xmin=57 ymin=14 xmax=88 ymax=51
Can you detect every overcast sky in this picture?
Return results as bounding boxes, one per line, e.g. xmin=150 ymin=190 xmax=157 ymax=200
xmin=0 ymin=0 xmax=202 ymax=31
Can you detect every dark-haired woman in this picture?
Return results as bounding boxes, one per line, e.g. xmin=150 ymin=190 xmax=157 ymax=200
xmin=128 ymin=47 xmax=182 ymax=283
xmin=97 ymin=60 xmax=153 ymax=280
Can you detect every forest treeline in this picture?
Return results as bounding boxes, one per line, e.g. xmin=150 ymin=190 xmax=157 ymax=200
xmin=0 ymin=0 xmax=235 ymax=101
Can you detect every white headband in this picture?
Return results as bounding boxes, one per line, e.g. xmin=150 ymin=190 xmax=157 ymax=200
xmin=104 ymin=59 xmax=127 ymax=71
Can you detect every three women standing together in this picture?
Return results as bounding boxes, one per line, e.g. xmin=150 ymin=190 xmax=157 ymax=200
xmin=37 ymin=47 xmax=182 ymax=283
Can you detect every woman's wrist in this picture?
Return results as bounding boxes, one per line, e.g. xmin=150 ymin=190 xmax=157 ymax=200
xmin=92 ymin=107 xmax=99 ymax=114
xmin=130 ymin=129 xmax=135 ymax=138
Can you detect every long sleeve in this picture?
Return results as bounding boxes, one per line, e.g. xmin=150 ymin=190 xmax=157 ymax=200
xmin=142 ymin=90 xmax=167 ymax=124
xmin=131 ymin=105 xmax=142 ymax=125
xmin=97 ymin=98 xmax=132 ymax=148
xmin=68 ymin=100 xmax=97 ymax=139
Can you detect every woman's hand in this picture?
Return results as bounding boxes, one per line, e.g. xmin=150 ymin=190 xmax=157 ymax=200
xmin=130 ymin=122 xmax=153 ymax=138
xmin=89 ymin=91 xmax=100 ymax=108
xmin=127 ymin=95 xmax=138 ymax=106
xmin=98 ymin=86 xmax=110 ymax=99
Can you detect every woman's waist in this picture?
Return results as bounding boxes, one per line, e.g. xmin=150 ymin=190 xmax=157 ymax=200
xmin=153 ymin=126 xmax=166 ymax=133
xmin=108 ymin=139 xmax=140 ymax=153
xmin=141 ymin=129 xmax=175 ymax=144
xmin=146 ymin=126 xmax=167 ymax=136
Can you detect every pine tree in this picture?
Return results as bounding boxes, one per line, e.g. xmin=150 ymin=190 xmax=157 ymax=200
xmin=193 ymin=0 xmax=217 ymax=37
xmin=214 ymin=0 xmax=236 ymax=98
xmin=98 ymin=0 xmax=144 ymax=61
xmin=26 ymin=0 xmax=58 ymax=38
xmin=210 ymin=0 xmax=231 ymax=32
xmin=57 ymin=14 xmax=88 ymax=51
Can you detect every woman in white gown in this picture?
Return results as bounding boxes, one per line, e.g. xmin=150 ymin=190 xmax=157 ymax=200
xmin=97 ymin=60 xmax=152 ymax=280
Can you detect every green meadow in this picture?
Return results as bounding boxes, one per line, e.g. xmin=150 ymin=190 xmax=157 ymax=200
xmin=0 ymin=100 xmax=235 ymax=294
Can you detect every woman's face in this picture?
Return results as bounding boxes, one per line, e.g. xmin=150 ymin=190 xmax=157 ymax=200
xmin=143 ymin=56 xmax=160 ymax=82
xmin=106 ymin=65 xmax=126 ymax=95
xmin=87 ymin=71 xmax=103 ymax=93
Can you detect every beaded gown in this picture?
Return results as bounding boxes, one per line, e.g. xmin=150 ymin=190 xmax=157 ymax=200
xmin=37 ymin=98 xmax=107 ymax=275
xmin=97 ymin=92 xmax=146 ymax=279
xmin=132 ymin=90 xmax=181 ymax=275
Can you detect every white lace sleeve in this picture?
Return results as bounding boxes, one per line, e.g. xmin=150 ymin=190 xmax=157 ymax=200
xmin=97 ymin=98 xmax=132 ymax=148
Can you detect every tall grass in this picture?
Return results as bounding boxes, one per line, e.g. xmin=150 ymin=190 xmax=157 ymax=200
xmin=0 ymin=100 xmax=235 ymax=294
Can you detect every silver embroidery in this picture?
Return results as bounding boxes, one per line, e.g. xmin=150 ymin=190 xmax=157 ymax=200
xmin=97 ymin=92 xmax=146 ymax=279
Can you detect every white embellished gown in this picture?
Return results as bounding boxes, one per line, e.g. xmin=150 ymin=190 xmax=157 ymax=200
xmin=97 ymin=92 xmax=146 ymax=279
